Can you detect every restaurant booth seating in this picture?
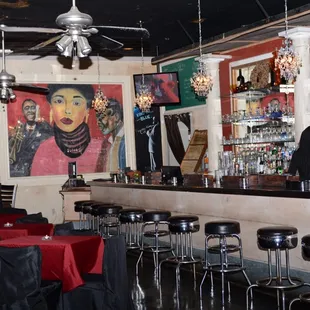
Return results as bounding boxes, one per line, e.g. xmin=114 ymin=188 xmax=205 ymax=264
xmin=16 ymin=212 xmax=49 ymax=224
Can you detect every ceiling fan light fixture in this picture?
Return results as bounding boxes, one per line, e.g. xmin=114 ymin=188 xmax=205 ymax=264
xmin=62 ymin=42 xmax=74 ymax=57
xmin=56 ymin=35 xmax=72 ymax=53
xmin=7 ymin=88 xmax=16 ymax=100
xmin=77 ymin=36 xmax=92 ymax=56
xmin=0 ymin=87 xmax=8 ymax=100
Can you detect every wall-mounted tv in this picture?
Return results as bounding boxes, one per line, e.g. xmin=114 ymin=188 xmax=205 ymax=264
xmin=133 ymin=72 xmax=181 ymax=106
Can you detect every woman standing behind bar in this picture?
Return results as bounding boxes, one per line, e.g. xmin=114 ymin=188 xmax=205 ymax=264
xmin=288 ymin=126 xmax=310 ymax=181
xmin=31 ymin=84 xmax=103 ymax=176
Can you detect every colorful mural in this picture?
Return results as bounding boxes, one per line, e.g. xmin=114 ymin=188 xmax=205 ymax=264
xmin=7 ymin=83 xmax=125 ymax=177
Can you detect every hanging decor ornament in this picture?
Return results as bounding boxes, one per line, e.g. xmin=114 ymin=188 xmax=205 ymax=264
xmin=274 ymin=0 xmax=302 ymax=83
xmin=92 ymin=54 xmax=109 ymax=113
xmin=190 ymin=0 xmax=213 ymax=97
xmin=134 ymin=21 xmax=154 ymax=112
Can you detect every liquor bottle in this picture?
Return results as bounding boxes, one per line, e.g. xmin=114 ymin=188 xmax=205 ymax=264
xmin=237 ymin=69 xmax=245 ymax=91
xmin=259 ymin=157 xmax=265 ymax=174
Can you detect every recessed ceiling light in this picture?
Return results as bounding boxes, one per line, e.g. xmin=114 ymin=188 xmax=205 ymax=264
xmin=191 ymin=18 xmax=205 ymax=24
xmin=123 ymin=47 xmax=134 ymax=51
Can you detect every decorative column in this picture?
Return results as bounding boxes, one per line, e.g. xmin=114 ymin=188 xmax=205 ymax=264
xmin=278 ymin=27 xmax=310 ymax=143
xmin=200 ymin=53 xmax=231 ymax=175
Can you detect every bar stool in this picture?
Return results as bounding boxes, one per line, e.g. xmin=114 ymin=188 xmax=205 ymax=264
xmin=136 ymin=211 xmax=174 ymax=277
xmin=119 ymin=208 xmax=145 ymax=250
xmin=159 ymin=215 xmax=201 ymax=291
xmin=200 ymin=221 xmax=251 ymax=306
xmin=96 ymin=204 xmax=123 ymax=238
xmin=246 ymin=226 xmax=304 ymax=310
xmin=289 ymin=235 xmax=310 ymax=309
xmin=74 ymin=200 xmax=96 ymax=230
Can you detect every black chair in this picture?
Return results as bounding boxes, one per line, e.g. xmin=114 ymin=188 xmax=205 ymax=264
xmin=16 ymin=213 xmax=48 ymax=224
xmin=0 ymin=245 xmax=61 ymax=310
xmin=63 ymin=235 xmax=134 ymax=310
xmin=54 ymin=229 xmax=96 ymax=236
xmin=54 ymin=221 xmax=75 ymax=234
xmin=0 ymin=184 xmax=18 ymax=208
xmin=0 ymin=207 xmax=27 ymax=215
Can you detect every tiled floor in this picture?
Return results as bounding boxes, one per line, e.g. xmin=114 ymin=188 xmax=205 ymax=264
xmin=127 ymin=254 xmax=309 ymax=310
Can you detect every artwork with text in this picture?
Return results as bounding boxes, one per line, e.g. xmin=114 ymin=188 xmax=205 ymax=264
xmin=134 ymin=106 xmax=162 ymax=173
xmin=8 ymin=83 xmax=125 ymax=177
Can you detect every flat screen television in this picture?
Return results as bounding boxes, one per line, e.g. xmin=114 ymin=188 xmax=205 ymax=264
xmin=133 ymin=72 xmax=181 ymax=106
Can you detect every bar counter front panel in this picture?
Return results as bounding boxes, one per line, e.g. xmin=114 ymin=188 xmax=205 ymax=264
xmin=88 ymin=181 xmax=310 ymax=274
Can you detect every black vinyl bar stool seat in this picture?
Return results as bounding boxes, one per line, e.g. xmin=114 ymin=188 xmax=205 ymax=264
xmin=74 ymin=200 xmax=97 ymax=230
xmin=136 ymin=211 xmax=174 ymax=278
xmin=119 ymin=208 xmax=146 ymax=250
xmin=92 ymin=204 xmax=122 ymax=238
xmin=200 ymin=221 xmax=251 ymax=306
xmin=159 ymin=215 xmax=202 ymax=297
xmin=246 ymin=226 xmax=304 ymax=310
xmin=289 ymin=235 xmax=310 ymax=310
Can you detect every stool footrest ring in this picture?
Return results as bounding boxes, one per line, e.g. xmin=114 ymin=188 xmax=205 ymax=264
xmin=208 ymin=244 xmax=241 ymax=254
xmin=164 ymin=256 xmax=201 ymax=264
xmin=256 ymin=277 xmax=304 ymax=290
xmin=140 ymin=246 xmax=174 ymax=254
xmin=204 ymin=263 xmax=245 ymax=273
xmin=300 ymin=292 xmax=310 ymax=303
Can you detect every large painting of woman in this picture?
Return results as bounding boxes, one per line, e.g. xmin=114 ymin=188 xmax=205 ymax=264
xmin=31 ymin=84 xmax=102 ymax=176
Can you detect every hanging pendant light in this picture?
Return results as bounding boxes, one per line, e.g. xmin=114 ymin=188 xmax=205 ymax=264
xmin=92 ymin=54 xmax=109 ymax=113
xmin=134 ymin=21 xmax=154 ymax=112
xmin=190 ymin=0 xmax=213 ymax=97
xmin=274 ymin=0 xmax=302 ymax=83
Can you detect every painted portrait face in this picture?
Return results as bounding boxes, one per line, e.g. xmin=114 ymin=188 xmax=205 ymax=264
xmin=50 ymin=88 xmax=89 ymax=132
xmin=97 ymin=108 xmax=119 ymax=135
xmin=23 ymin=100 xmax=36 ymax=122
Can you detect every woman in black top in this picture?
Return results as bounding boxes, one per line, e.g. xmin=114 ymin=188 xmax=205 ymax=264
xmin=288 ymin=126 xmax=310 ymax=181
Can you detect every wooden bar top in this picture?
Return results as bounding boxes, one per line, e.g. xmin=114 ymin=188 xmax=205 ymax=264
xmin=87 ymin=181 xmax=310 ymax=199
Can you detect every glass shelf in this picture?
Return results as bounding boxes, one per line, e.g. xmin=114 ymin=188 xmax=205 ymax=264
xmin=221 ymin=116 xmax=295 ymax=126
xmin=222 ymin=138 xmax=295 ymax=146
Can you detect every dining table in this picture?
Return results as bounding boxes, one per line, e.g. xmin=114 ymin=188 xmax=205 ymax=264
xmin=0 ymin=235 xmax=104 ymax=292
xmin=0 ymin=223 xmax=54 ymax=240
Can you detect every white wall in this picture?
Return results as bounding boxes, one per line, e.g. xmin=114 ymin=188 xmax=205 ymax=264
xmin=0 ymin=55 xmax=156 ymax=223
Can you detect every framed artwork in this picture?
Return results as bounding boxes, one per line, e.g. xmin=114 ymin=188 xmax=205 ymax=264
xmin=7 ymin=83 xmax=125 ymax=177
xmin=133 ymin=105 xmax=162 ymax=173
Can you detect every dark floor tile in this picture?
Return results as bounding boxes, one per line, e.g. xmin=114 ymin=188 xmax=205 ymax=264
xmin=127 ymin=254 xmax=309 ymax=310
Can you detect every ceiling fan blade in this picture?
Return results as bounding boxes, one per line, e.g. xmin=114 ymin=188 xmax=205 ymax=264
xmin=0 ymin=25 xmax=64 ymax=34
xmin=93 ymin=25 xmax=150 ymax=38
xmin=89 ymin=35 xmax=123 ymax=50
xmin=29 ymin=35 xmax=63 ymax=50
xmin=12 ymin=84 xmax=49 ymax=94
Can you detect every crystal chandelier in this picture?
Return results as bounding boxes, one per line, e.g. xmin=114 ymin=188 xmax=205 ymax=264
xmin=190 ymin=0 xmax=213 ymax=97
xmin=274 ymin=0 xmax=302 ymax=83
xmin=92 ymin=54 xmax=109 ymax=113
xmin=135 ymin=21 xmax=154 ymax=112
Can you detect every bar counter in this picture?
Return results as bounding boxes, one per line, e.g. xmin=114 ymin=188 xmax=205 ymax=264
xmin=88 ymin=181 xmax=310 ymax=278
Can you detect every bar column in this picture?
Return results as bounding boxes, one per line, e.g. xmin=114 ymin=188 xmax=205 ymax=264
xmin=278 ymin=27 xmax=310 ymax=144
xmin=200 ymin=54 xmax=231 ymax=175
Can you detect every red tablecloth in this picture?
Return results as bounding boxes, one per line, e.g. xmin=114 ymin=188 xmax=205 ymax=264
xmin=0 ymin=223 xmax=54 ymax=239
xmin=0 ymin=235 xmax=104 ymax=292
xmin=0 ymin=229 xmax=28 ymax=240
xmin=0 ymin=214 xmax=26 ymax=225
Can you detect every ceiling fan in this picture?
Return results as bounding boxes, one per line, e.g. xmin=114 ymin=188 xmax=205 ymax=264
xmin=1 ymin=0 xmax=150 ymax=58
xmin=0 ymin=31 xmax=49 ymax=104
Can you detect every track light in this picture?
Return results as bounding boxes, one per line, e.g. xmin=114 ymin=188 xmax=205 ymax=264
xmin=62 ymin=43 xmax=74 ymax=57
xmin=77 ymin=36 xmax=92 ymax=56
xmin=7 ymin=88 xmax=16 ymax=100
xmin=56 ymin=35 xmax=73 ymax=53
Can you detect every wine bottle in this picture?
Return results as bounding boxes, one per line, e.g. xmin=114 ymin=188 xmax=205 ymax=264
xmin=237 ymin=69 xmax=245 ymax=91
